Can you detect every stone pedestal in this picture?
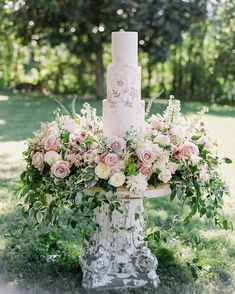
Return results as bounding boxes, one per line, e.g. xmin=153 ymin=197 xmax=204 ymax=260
xmin=80 ymin=185 xmax=171 ymax=290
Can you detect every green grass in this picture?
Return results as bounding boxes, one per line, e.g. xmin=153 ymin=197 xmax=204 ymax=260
xmin=0 ymin=90 xmax=235 ymax=294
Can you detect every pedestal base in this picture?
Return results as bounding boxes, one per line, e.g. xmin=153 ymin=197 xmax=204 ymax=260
xmin=80 ymin=186 xmax=170 ymax=290
xmin=82 ymin=271 xmax=160 ymax=290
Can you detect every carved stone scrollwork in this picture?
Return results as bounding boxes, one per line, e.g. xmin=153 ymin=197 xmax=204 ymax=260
xmin=79 ymin=189 xmax=160 ymax=290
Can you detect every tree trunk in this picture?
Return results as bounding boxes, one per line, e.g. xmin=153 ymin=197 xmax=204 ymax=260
xmin=146 ymin=59 xmax=152 ymax=98
xmin=172 ymin=46 xmax=177 ymax=94
xmin=95 ymin=44 xmax=105 ymax=99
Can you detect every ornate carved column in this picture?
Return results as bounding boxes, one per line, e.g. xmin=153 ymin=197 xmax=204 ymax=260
xmin=80 ymin=185 xmax=170 ymax=290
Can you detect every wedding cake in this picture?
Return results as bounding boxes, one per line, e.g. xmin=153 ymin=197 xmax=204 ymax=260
xmin=103 ymin=31 xmax=145 ymax=138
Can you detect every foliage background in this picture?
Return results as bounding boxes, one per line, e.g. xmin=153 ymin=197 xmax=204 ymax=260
xmin=0 ymin=0 xmax=234 ymax=103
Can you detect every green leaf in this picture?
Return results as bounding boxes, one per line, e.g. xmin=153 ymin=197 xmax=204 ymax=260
xmin=191 ymin=135 xmax=201 ymax=141
xmin=33 ymin=201 xmax=43 ymax=210
xmin=223 ymin=157 xmax=232 ymax=164
xmin=75 ymin=192 xmax=83 ymax=205
xmin=170 ymin=189 xmax=177 ymax=201
xmin=70 ymin=220 xmax=77 ymax=228
xmin=60 ymin=131 xmax=70 ymax=143
xmin=222 ymin=219 xmax=229 ymax=230
xmin=177 ymin=188 xmax=183 ymax=200
xmin=36 ymin=211 xmax=43 ymax=223
xmin=135 ymin=212 xmax=140 ymax=220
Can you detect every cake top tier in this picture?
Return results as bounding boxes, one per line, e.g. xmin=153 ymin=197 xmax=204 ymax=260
xmin=112 ymin=31 xmax=138 ymax=66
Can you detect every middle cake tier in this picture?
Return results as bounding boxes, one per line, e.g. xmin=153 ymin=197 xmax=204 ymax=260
xmin=106 ymin=65 xmax=141 ymax=102
xmin=103 ymin=65 xmax=145 ymax=138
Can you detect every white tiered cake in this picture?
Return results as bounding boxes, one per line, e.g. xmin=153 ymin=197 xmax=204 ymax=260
xmin=103 ymin=31 xmax=145 ymax=138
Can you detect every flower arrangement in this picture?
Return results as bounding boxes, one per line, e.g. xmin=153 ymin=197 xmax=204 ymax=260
xmin=18 ymin=98 xmax=231 ymax=235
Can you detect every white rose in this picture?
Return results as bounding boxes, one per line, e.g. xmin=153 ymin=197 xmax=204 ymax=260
xmin=63 ymin=116 xmax=78 ymax=133
xmin=109 ymin=172 xmax=126 ymax=187
xmin=158 ymin=169 xmax=172 ymax=183
xmin=44 ymin=151 xmax=61 ymax=166
xmin=95 ymin=163 xmax=111 ymax=180
xmin=154 ymin=134 xmax=170 ymax=146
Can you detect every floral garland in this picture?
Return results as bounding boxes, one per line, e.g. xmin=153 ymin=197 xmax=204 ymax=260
xmin=18 ymin=98 xmax=232 ymax=236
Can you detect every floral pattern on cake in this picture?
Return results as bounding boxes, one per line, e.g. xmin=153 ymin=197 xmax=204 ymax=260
xmin=107 ymin=66 xmax=141 ymax=106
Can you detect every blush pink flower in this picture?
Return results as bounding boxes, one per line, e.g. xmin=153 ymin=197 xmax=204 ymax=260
xmin=137 ymin=148 xmax=157 ymax=164
xmin=44 ymin=134 xmax=60 ymax=151
xmin=104 ymin=153 xmax=120 ymax=169
xmin=173 ymin=142 xmax=199 ymax=160
xmin=64 ymin=152 xmax=81 ymax=167
xmin=38 ymin=124 xmax=59 ymax=141
xmin=150 ymin=115 xmax=164 ymax=130
xmin=139 ymin=164 xmax=153 ymax=177
xmin=69 ymin=131 xmax=86 ymax=147
xmin=108 ymin=136 xmax=125 ymax=154
xmin=51 ymin=160 xmax=70 ymax=178
xmin=32 ymin=151 xmax=44 ymax=172
xmin=181 ymin=142 xmax=199 ymax=157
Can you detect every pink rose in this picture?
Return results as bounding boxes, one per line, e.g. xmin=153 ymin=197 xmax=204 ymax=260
xmin=104 ymin=153 xmax=120 ymax=169
xmin=38 ymin=124 xmax=59 ymax=141
xmin=44 ymin=134 xmax=60 ymax=151
xmin=137 ymin=148 xmax=157 ymax=164
xmin=108 ymin=136 xmax=125 ymax=154
xmin=181 ymin=142 xmax=199 ymax=157
xmin=173 ymin=142 xmax=199 ymax=160
xmin=97 ymin=154 xmax=106 ymax=164
xmin=32 ymin=151 xmax=44 ymax=172
xmin=139 ymin=164 xmax=153 ymax=177
xmin=51 ymin=160 xmax=70 ymax=178
xmin=173 ymin=146 xmax=184 ymax=160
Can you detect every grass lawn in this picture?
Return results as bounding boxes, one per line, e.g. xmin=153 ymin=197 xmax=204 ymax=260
xmin=0 ymin=90 xmax=235 ymax=294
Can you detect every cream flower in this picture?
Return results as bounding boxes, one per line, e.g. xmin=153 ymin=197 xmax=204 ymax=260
xmin=44 ymin=151 xmax=61 ymax=166
xmin=63 ymin=116 xmax=79 ymax=133
xmin=95 ymin=163 xmax=111 ymax=180
xmin=109 ymin=172 xmax=126 ymax=187
xmin=126 ymin=174 xmax=148 ymax=195
xmin=158 ymin=169 xmax=172 ymax=183
xmin=154 ymin=134 xmax=170 ymax=146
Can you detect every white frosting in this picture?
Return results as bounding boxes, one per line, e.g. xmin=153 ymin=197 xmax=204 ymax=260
xmin=112 ymin=31 xmax=138 ymax=66
xmin=103 ymin=99 xmax=145 ymax=138
xmin=103 ymin=31 xmax=145 ymax=138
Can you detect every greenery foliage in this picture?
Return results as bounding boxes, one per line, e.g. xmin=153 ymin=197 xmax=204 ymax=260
xmin=16 ymin=99 xmax=232 ymax=244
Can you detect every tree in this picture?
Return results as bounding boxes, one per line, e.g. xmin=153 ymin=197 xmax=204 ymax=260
xmin=11 ymin=0 xmax=137 ymax=98
xmin=11 ymin=0 xmax=207 ymax=98
xmin=133 ymin=0 xmax=207 ymax=97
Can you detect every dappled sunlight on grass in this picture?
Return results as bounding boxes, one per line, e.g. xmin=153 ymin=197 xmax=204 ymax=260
xmin=0 ymin=95 xmax=9 ymax=101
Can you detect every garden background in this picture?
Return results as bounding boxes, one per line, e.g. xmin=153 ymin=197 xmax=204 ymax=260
xmin=0 ymin=1 xmax=235 ymax=293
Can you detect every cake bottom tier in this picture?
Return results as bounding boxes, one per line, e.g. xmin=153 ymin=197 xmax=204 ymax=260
xmin=102 ymin=99 xmax=145 ymax=138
